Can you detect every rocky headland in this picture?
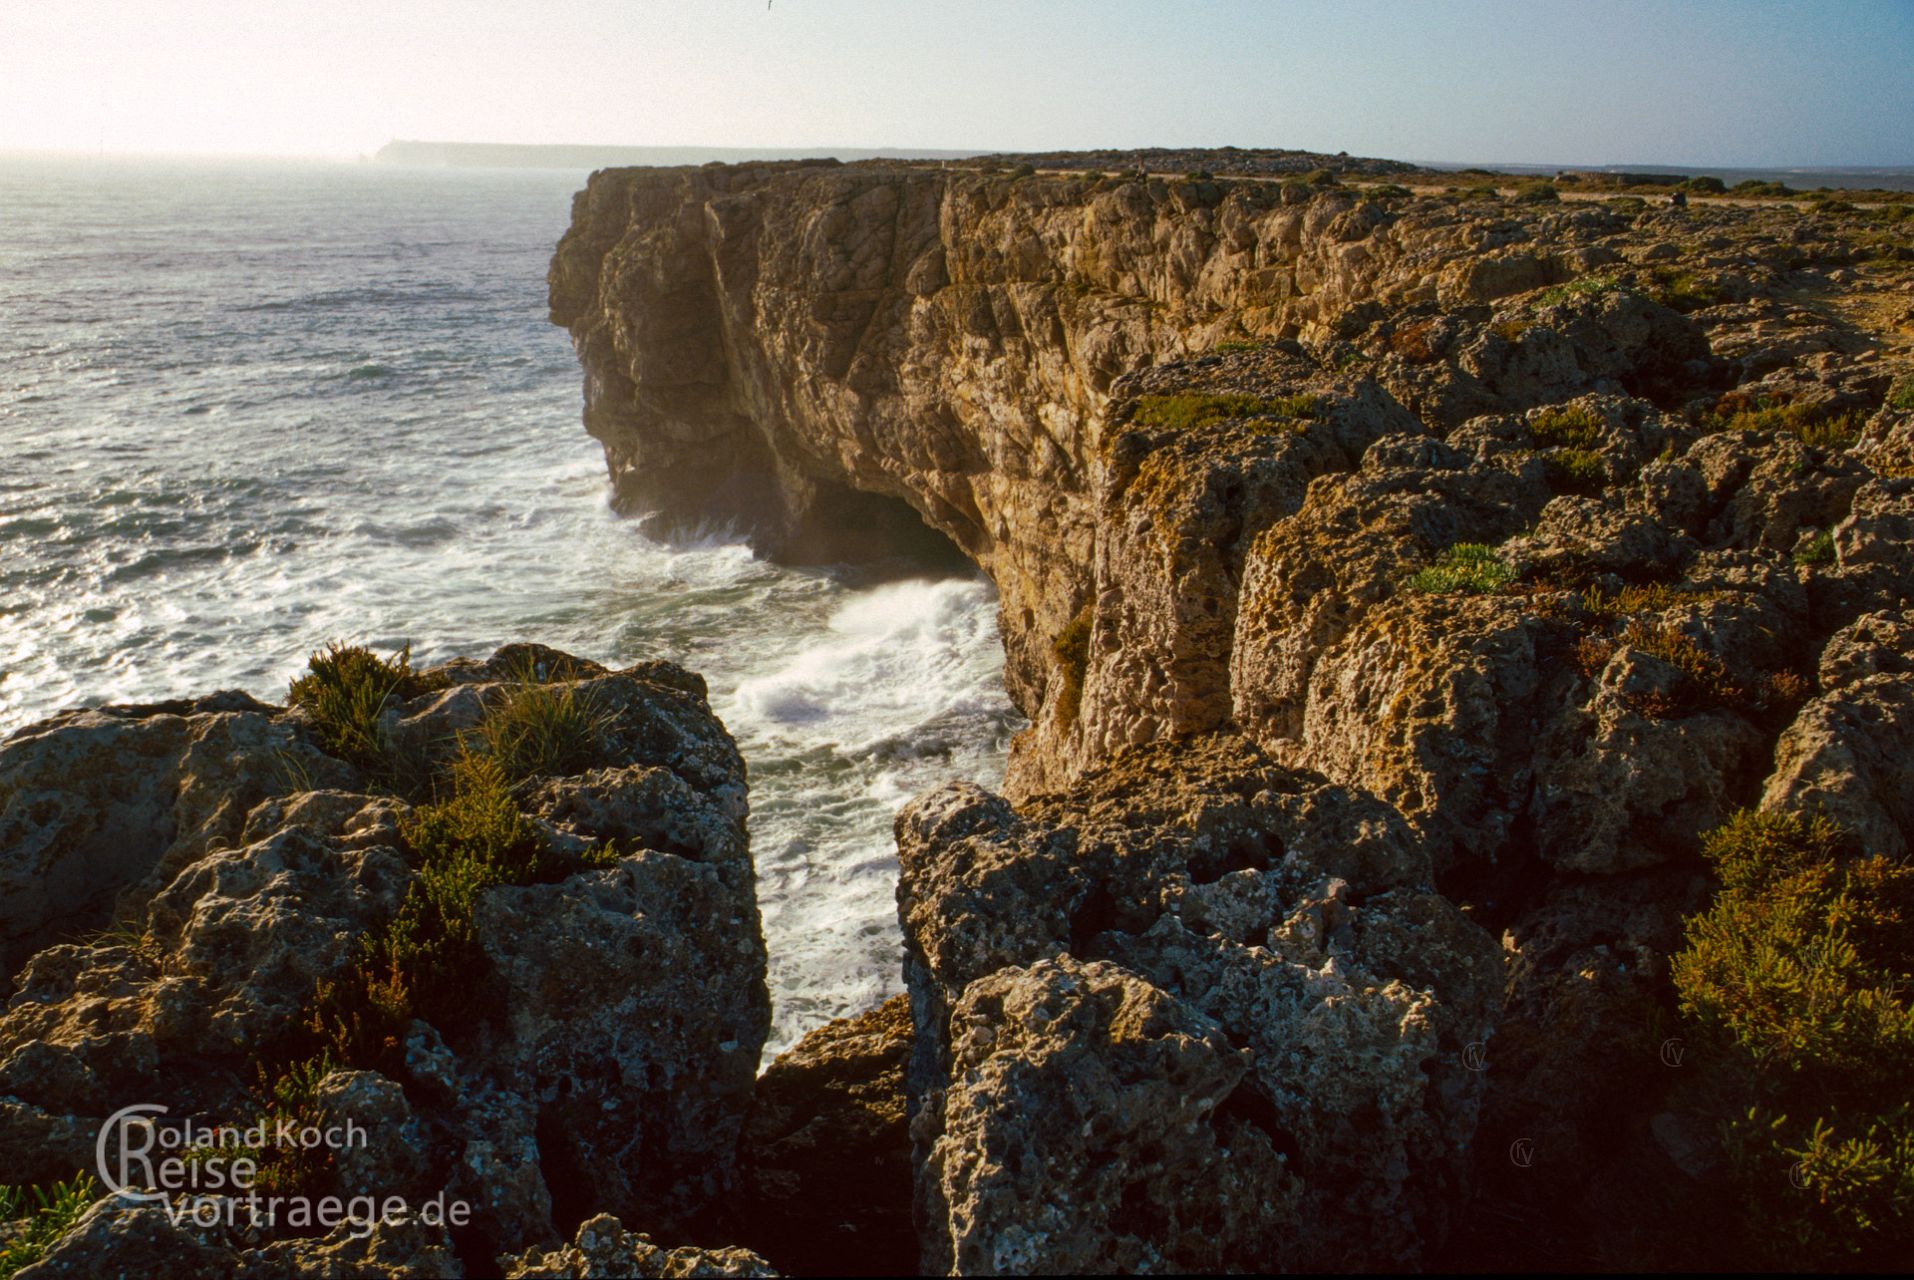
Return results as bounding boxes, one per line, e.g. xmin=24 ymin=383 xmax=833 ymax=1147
xmin=4 ymin=152 xmax=1911 ymax=1274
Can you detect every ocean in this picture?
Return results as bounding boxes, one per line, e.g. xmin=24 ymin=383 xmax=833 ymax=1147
xmin=0 ymin=154 xmax=1019 ymax=1057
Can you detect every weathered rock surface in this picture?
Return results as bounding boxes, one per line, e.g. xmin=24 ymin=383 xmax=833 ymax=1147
xmin=897 ymin=735 xmax=1503 ymax=1272
xmin=502 ymin=1213 xmax=777 ymax=1278
xmin=0 ymin=647 xmax=768 ymax=1274
xmin=735 ymin=994 xmax=914 ymax=1277
xmin=553 ymin=156 xmax=1914 ymax=1269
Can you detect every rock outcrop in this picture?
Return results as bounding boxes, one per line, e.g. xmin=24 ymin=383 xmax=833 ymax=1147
xmin=0 ymin=646 xmax=770 ymax=1275
xmin=896 ymin=735 xmax=1502 ymax=1272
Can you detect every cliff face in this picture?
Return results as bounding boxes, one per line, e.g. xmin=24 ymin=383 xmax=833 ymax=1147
xmin=548 ymin=162 xmax=1577 ymax=773
xmin=553 ymin=163 xmax=1914 ymax=1267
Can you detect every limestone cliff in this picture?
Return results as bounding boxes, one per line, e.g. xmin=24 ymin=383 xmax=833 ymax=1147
xmin=553 ymin=161 xmax=1914 ymax=1268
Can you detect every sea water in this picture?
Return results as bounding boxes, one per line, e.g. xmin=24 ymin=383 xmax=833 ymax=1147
xmin=0 ymin=154 xmax=1020 ymax=1057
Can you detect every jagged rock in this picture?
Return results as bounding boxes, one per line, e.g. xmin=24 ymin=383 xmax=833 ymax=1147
xmin=237 ymin=1219 xmax=464 ymax=1278
xmin=501 ymin=1214 xmax=776 ymax=1278
xmin=1762 ymin=612 xmax=1914 ymax=857
xmin=0 ymin=647 xmax=766 ymax=1269
xmin=13 ymin=1195 xmax=229 ymax=1280
xmin=736 ymin=994 xmax=914 ymax=1277
xmin=897 ymin=734 xmax=1501 ymax=1272
xmin=0 ymin=693 xmax=354 ymax=979
xmin=472 ymin=851 xmax=769 ymax=1237
xmin=927 ymin=955 xmax=1295 ymax=1274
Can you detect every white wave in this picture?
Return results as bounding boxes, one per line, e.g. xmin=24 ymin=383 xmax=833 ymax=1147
xmin=727 ymin=575 xmax=1002 ymax=755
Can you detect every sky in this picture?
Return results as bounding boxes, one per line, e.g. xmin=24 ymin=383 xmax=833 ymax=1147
xmin=1 ymin=0 xmax=1910 ymax=167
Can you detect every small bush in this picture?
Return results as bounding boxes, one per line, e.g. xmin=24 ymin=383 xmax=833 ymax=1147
xmin=1530 ymin=404 xmax=1606 ymax=450
xmin=1183 ymin=169 xmax=1213 ymax=182
xmin=288 ymin=643 xmax=446 ymax=786
xmin=1052 ymin=606 xmax=1093 ymax=724
xmin=0 ymin=1174 xmax=97 ymax=1278
xmin=1299 ymin=168 xmax=1339 ymax=186
xmin=1672 ymin=809 xmax=1914 ymax=1268
xmin=1596 ymin=621 xmax=1808 ymax=719
xmin=1131 ymin=392 xmax=1321 ymax=432
xmin=1511 ymin=180 xmax=1560 ymax=204
xmin=1679 ymin=175 xmax=1728 ymax=195
xmin=1410 ymin=543 xmax=1515 ymax=595
xmin=1887 ymin=380 xmax=1914 ymax=413
xmin=1608 ymin=195 xmax=1648 ymax=214
xmin=1490 ymin=317 xmax=1533 ymax=342
xmin=1365 ymin=183 xmax=1412 ymax=199
xmin=1794 ymin=529 xmax=1837 ymax=566
xmin=308 ymin=750 xmax=607 ymax=1071
xmin=1545 ymin=447 xmax=1609 ymax=494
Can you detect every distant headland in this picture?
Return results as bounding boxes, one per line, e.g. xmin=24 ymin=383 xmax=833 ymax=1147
xmin=372 ymin=139 xmax=980 ymax=169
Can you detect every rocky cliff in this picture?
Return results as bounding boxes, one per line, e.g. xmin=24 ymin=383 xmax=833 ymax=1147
xmin=552 ymin=161 xmax=1914 ymax=1269
xmin=0 ymin=645 xmax=778 ymax=1276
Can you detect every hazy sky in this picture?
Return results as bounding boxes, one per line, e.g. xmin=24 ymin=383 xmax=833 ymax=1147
xmin=3 ymin=0 xmax=1910 ymax=166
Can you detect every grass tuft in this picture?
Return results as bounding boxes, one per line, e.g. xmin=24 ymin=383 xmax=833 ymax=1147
xmin=288 ymin=643 xmax=447 ymax=788
xmin=468 ymin=662 xmax=612 ymax=784
xmin=0 ymin=1174 xmax=97 ymax=1278
xmin=1794 ymin=529 xmax=1837 ymax=567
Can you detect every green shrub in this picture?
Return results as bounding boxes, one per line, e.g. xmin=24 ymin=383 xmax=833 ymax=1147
xmin=1131 ymin=392 xmax=1321 ymax=432
xmin=1734 ymin=179 xmax=1796 ymax=198
xmin=1672 ymin=809 xmax=1914 ymax=1268
xmin=1365 ymin=183 xmax=1412 ymax=199
xmin=1051 ymin=606 xmax=1093 ymax=724
xmin=1608 ymin=195 xmax=1648 ymax=214
xmin=0 ymin=1174 xmax=97 ymax=1278
xmin=1888 ymin=380 xmax=1914 ymax=413
xmin=308 ymin=749 xmax=614 ymax=1071
xmin=1530 ymin=404 xmax=1606 ymax=450
xmin=1794 ymin=529 xmax=1837 ymax=566
xmin=1409 ymin=543 xmax=1515 ymax=595
xmin=1545 ymin=447 xmax=1608 ymax=493
xmin=1680 ymin=175 xmax=1728 ymax=195
xmin=1529 ymin=405 xmax=1610 ymax=492
xmin=288 ymin=643 xmax=446 ymax=787
xmin=1299 ymin=168 xmax=1339 ymax=186
xmin=1511 ymin=180 xmax=1560 ymax=204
